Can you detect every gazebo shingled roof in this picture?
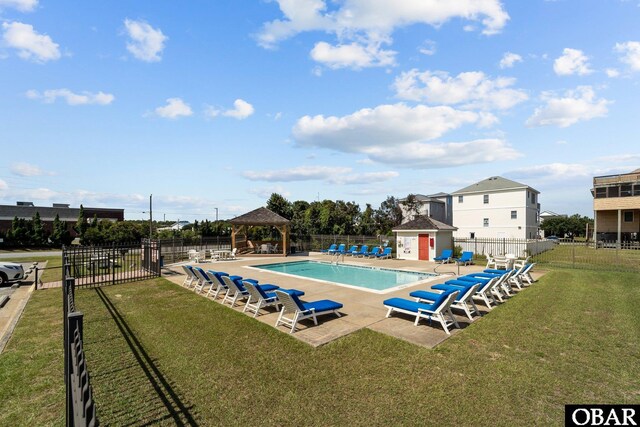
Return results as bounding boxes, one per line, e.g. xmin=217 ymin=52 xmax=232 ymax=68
xmin=230 ymin=207 xmax=290 ymax=256
xmin=229 ymin=207 xmax=290 ymax=226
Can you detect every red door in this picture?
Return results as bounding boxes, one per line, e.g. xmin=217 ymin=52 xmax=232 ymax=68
xmin=418 ymin=234 xmax=430 ymax=261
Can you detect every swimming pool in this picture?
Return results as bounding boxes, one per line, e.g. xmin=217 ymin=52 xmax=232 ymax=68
xmin=249 ymin=260 xmax=438 ymax=293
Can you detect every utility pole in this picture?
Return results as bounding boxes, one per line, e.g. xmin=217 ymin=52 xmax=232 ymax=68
xmin=149 ymin=194 xmax=153 ymax=238
xmin=215 ymin=208 xmax=218 ymax=222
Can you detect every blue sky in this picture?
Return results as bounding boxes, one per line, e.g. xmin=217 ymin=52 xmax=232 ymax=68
xmin=1 ymin=0 xmax=639 ymax=221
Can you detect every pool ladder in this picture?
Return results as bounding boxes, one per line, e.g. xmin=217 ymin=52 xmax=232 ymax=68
xmin=332 ymin=252 xmax=344 ymax=265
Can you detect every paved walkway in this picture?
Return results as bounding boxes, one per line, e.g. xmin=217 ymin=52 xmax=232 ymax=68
xmin=162 ymin=254 xmax=545 ymax=348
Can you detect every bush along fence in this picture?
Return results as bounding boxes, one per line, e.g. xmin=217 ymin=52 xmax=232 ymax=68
xmin=61 ymin=240 xmax=161 ymax=287
xmin=62 ymin=261 xmax=98 ymax=426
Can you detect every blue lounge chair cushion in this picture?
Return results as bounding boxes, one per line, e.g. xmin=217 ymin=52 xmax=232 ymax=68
xmin=470 ymin=272 xmax=501 ymax=279
xmin=457 ymin=275 xmax=490 ymax=283
xmin=433 ymin=249 xmax=453 ymax=261
xmin=410 ymin=289 xmax=459 ymax=302
xmin=483 ymin=269 xmax=511 ymax=275
xmin=265 ymin=289 xmax=305 ymax=299
xmin=376 ymin=247 xmax=393 ymax=258
xmin=445 ymin=279 xmax=477 ymax=287
xmin=302 ymin=299 xmax=343 ymax=313
xmin=383 ymin=297 xmax=436 ymax=313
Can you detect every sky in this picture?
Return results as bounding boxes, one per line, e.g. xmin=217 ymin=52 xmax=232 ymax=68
xmin=1 ymin=0 xmax=639 ymax=221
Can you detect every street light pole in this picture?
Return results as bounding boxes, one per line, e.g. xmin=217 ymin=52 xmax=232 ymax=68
xmin=215 ymin=208 xmax=219 ymax=222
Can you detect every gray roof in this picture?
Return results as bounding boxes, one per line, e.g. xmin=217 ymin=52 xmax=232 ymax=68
xmin=427 ymin=192 xmax=450 ymax=198
xmin=452 ymin=176 xmax=538 ymax=195
xmin=0 ymin=204 xmax=123 ymax=222
xmin=393 ymin=215 xmax=457 ymax=231
xmin=230 ymin=207 xmax=290 ymax=226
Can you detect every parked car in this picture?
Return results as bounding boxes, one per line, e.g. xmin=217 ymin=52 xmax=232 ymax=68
xmin=0 ymin=262 xmax=26 ymax=285
xmin=546 ymin=236 xmax=560 ymax=244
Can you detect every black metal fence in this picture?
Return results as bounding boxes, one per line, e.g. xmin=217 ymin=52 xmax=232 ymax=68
xmin=62 ymin=241 xmax=161 ymax=287
xmin=158 ymin=237 xmax=232 ymax=265
xmin=62 ymin=261 xmax=98 ymax=426
xmin=453 ymin=237 xmax=557 ymax=257
xmin=293 ymin=234 xmax=395 ymax=253
xmin=531 ymin=238 xmax=640 ymax=272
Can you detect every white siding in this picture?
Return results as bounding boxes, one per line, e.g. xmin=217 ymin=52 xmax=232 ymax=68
xmin=453 ymin=189 xmax=539 ymax=239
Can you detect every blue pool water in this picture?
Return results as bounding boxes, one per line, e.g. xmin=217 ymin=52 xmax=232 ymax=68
xmin=252 ymin=260 xmax=437 ymax=291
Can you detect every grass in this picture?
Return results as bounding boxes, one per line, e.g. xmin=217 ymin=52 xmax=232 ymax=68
xmin=1 ymin=270 xmax=639 ymax=426
xmin=533 ymin=244 xmax=640 ymax=272
xmin=0 ymin=255 xmax=63 ymax=283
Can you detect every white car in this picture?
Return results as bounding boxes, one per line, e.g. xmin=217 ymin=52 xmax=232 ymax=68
xmin=0 ymin=262 xmax=26 ymax=285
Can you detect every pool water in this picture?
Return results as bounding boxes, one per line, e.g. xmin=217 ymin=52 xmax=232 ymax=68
xmin=251 ymin=260 xmax=437 ymax=292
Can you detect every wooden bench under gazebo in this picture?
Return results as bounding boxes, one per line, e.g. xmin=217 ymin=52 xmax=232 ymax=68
xmin=230 ymin=207 xmax=290 ymax=257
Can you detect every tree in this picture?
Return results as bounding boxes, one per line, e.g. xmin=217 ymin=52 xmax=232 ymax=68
xmin=266 ymin=193 xmax=292 ymax=219
xmin=541 ymin=214 xmax=593 ymax=238
xmin=290 ymin=200 xmax=310 ymax=236
xmin=30 ymin=211 xmax=47 ymax=246
xmin=357 ymin=204 xmax=376 ymax=235
xmin=375 ymin=196 xmax=403 ymax=234
xmin=401 ymin=194 xmax=422 ymax=222
xmin=75 ymin=205 xmax=88 ymax=239
xmin=50 ymin=213 xmax=72 ymax=247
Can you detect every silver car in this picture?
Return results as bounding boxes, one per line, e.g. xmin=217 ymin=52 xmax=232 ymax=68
xmin=0 ymin=262 xmax=26 ymax=285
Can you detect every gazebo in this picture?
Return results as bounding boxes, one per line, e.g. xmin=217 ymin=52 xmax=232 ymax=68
xmin=229 ymin=207 xmax=290 ymax=256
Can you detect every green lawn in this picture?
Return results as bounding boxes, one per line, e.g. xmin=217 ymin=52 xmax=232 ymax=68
xmin=0 ymin=255 xmax=63 ymax=284
xmin=533 ymin=244 xmax=640 ymax=272
xmin=1 ymin=270 xmax=639 ymax=426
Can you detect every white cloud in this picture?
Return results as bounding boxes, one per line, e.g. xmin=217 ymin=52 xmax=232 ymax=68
xmin=154 ymin=98 xmax=193 ymax=119
xmin=291 ymin=103 xmax=520 ymax=168
xmin=605 ymin=68 xmax=620 ymax=78
xmin=26 ymin=89 xmax=114 ymax=105
xmin=0 ymin=0 xmax=37 ymax=12
xmin=506 ymin=163 xmax=591 ymax=181
xmin=10 ymin=162 xmax=54 ymax=177
xmin=499 ymin=52 xmax=522 ymax=69
xmin=0 ymin=179 xmax=7 ymax=191
xmin=206 ymin=99 xmax=255 ymax=120
xmin=244 ymin=166 xmax=399 ymax=184
xmin=364 ymin=139 xmax=521 ymax=168
xmin=124 ymin=19 xmax=167 ymax=62
xmin=418 ymin=40 xmax=436 ymax=56
xmin=526 ymin=86 xmax=610 ymax=128
xmin=393 ymin=69 xmax=528 ymax=110
xmin=310 ymin=40 xmax=396 ymax=69
xmin=553 ymin=48 xmax=592 ymax=76
xmin=257 ymin=0 xmax=508 ymax=70
xmin=2 ymin=21 xmax=60 ymax=62
xmin=614 ymin=41 xmax=640 ymax=72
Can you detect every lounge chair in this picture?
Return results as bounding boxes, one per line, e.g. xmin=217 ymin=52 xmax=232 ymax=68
xmin=181 ymin=265 xmax=198 ymax=288
xmin=243 ymin=282 xmax=305 ymax=318
xmin=321 ymin=244 xmax=337 ymax=255
xmin=437 ymin=277 xmax=498 ymax=309
xmin=329 ymin=244 xmax=345 ymax=255
xmin=221 ymin=276 xmax=279 ymax=307
xmin=343 ymin=245 xmax=358 ymax=256
xmin=375 ymin=247 xmax=393 ymax=259
xmin=193 ymin=267 xmax=216 ymax=294
xmin=433 ymin=249 xmax=453 ymax=264
xmin=205 ymin=270 xmax=242 ymax=299
xmin=364 ymin=246 xmax=381 ymax=258
xmin=383 ymin=291 xmax=460 ymax=335
xmin=410 ymin=283 xmax=480 ymax=320
xmin=454 ymin=251 xmax=474 ymax=266
xmin=353 ymin=245 xmax=369 ymax=257
xmin=274 ymin=290 xmax=343 ymax=334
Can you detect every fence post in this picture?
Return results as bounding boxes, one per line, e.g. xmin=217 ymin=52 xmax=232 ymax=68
xmin=572 ymin=242 xmax=576 ymax=268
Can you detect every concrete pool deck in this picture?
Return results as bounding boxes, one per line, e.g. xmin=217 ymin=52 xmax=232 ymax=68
xmin=161 ymin=253 xmax=545 ymax=348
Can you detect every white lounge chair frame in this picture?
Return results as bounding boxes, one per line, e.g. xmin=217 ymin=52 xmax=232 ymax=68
xmin=221 ymin=275 xmax=249 ymax=307
xmin=243 ymin=281 xmax=279 ymax=317
xmin=385 ymin=291 xmax=460 ymax=335
xmin=274 ymin=290 xmax=341 ymax=334
xmin=415 ymin=284 xmax=481 ymax=321
xmin=181 ymin=265 xmax=198 ymax=288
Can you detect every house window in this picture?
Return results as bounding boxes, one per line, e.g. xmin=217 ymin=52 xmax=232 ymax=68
xmin=634 ymin=185 xmax=640 ymax=196
xmin=624 ymin=211 xmax=634 ymax=222
xmin=511 ymin=210 xmax=517 ymax=219
xmin=595 ymin=187 xmax=607 ymax=198
xmin=483 ymin=194 xmax=489 ymax=204
xmin=470 ymin=232 xmax=475 ymax=239
xmin=483 ymin=218 xmax=489 ymax=227
xmin=531 ymin=193 xmax=536 ymax=204
xmin=621 ymin=184 xmax=632 ymax=197
xmin=458 ymin=195 xmax=463 ymax=203
xmin=608 ymin=186 xmax=619 ymax=198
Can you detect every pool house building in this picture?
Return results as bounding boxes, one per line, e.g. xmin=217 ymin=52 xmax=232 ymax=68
xmin=393 ymin=216 xmax=457 ymax=262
